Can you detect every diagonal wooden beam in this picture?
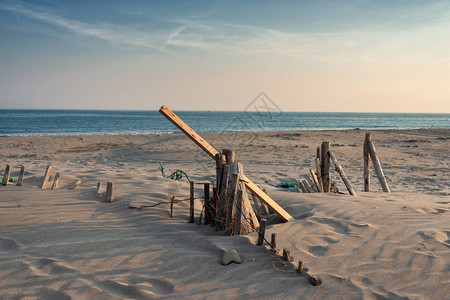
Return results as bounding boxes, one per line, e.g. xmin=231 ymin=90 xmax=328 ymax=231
xmin=159 ymin=105 xmax=293 ymax=222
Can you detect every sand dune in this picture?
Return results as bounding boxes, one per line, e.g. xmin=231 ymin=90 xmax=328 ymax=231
xmin=0 ymin=129 xmax=449 ymax=299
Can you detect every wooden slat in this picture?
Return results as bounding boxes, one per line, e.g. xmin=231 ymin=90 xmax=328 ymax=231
xmin=2 ymin=165 xmax=11 ymax=186
xmin=216 ymin=165 xmax=230 ymax=229
xmin=368 ymin=140 xmax=391 ymax=193
xmin=159 ymin=105 xmax=293 ymax=222
xmin=51 ymin=172 xmax=61 ymax=190
xmin=309 ymin=169 xmax=321 ymax=192
xmin=364 ymin=133 xmax=371 ymax=192
xmin=321 ymin=142 xmax=331 ymax=192
xmin=314 ymin=158 xmax=323 ymax=192
xmin=17 ymin=165 xmax=25 ymax=186
xmin=328 ymin=149 xmax=357 ymax=196
xmin=41 ymin=165 xmax=52 ymax=189
xmin=69 ymin=177 xmax=86 ymax=190
xmin=159 ymin=105 xmax=219 ymax=159
xmin=106 ymin=182 xmax=114 ymax=202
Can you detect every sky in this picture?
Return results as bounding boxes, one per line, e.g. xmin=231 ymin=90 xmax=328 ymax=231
xmin=0 ymin=0 xmax=449 ymax=113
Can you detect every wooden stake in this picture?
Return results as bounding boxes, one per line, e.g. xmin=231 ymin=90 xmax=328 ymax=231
xmin=317 ymin=146 xmax=321 ymax=160
xmin=51 ymin=172 xmax=60 ymax=190
xmin=233 ymin=189 xmax=243 ymax=235
xmin=257 ymin=218 xmax=267 ymax=246
xmin=368 ymin=140 xmax=391 ymax=192
xmin=2 ymin=165 xmax=11 ymax=186
xmin=159 ymin=105 xmax=293 ymax=222
xmin=215 ymin=153 xmax=223 ymax=198
xmin=305 ymin=174 xmax=318 ymax=192
xmin=222 ymin=149 xmax=235 ymax=164
xmin=297 ymin=180 xmax=307 ymax=193
xmin=96 ymin=182 xmax=102 ymax=197
xmin=328 ymin=149 xmax=357 ymax=196
xmin=282 ymin=249 xmax=291 ymax=262
xmin=225 ymin=173 xmax=239 ymax=236
xmin=298 ymin=261 xmax=304 ymax=273
xmin=364 ymin=133 xmax=371 ymax=192
xmin=216 ymin=165 xmax=230 ymax=229
xmin=189 ymin=181 xmax=195 ymax=223
xmin=69 ymin=177 xmax=86 ymax=190
xmin=105 ymin=182 xmax=113 ymax=203
xmin=314 ymin=158 xmax=323 ymax=192
xmin=170 ymin=196 xmax=174 ymax=218
xmin=271 ymin=233 xmax=277 ymax=250
xmin=41 ymin=165 xmax=52 ymax=189
xmin=204 ymin=183 xmax=211 ymax=225
xmin=17 ymin=165 xmax=25 ymax=186
xmin=302 ymin=179 xmax=313 ymax=193
xmin=321 ymin=142 xmax=331 ymax=192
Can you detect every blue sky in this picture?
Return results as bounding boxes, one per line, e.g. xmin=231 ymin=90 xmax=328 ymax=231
xmin=1 ymin=0 xmax=449 ymax=112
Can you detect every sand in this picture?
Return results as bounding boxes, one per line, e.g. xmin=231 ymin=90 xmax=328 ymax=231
xmin=0 ymin=129 xmax=449 ymax=299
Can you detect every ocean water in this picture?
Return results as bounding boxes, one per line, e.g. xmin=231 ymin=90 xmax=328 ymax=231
xmin=0 ymin=110 xmax=448 ymax=137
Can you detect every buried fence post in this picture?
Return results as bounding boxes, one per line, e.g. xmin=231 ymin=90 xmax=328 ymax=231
xmin=17 ymin=165 xmax=25 ymax=186
xmin=271 ymin=233 xmax=277 ymax=250
xmin=216 ymin=165 xmax=230 ymax=229
xmin=364 ymin=133 xmax=371 ymax=192
xmin=257 ymin=218 xmax=267 ymax=246
xmin=96 ymin=182 xmax=102 ymax=197
xmin=204 ymin=183 xmax=211 ymax=225
xmin=321 ymin=142 xmax=331 ymax=192
xmin=105 ymin=182 xmax=113 ymax=203
xmin=368 ymin=140 xmax=391 ymax=193
xmin=51 ymin=172 xmax=61 ymax=190
xmin=2 ymin=165 xmax=11 ymax=186
xmin=282 ymin=248 xmax=291 ymax=262
xmin=69 ymin=177 xmax=87 ymax=190
xmin=189 ymin=181 xmax=195 ymax=223
xmin=225 ymin=172 xmax=239 ymax=236
xmin=41 ymin=165 xmax=52 ymax=189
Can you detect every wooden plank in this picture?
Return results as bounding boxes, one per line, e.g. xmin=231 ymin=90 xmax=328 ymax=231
xmin=69 ymin=177 xmax=86 ymax=190
xmin=41 ymin=165 xmax=52 ymax=189
xmin=204 ymin=183 xmax=212 ymax=225
xmin=257 ymin=218 xmax=267 ymax=246
xmin=297 ymin=180 xmax=307 ymax=193
xmin=368 ymin=140 xmax=391 ymax=192
xmin=305 ymin=174 xmax=317 ymax=192
xmin=310 ymin=169 xmax=321 ymax=192
xmin=51 ymin=172 xmax=61 ymax=190
xmin=321 ymin=142 xmax=331 ymax=192
xmin=364 ymin=133 xmax=371 ymax=192
xmin=159 ymin=105 xmax=219 ymax=159
xmin=189 ymin=181 xmax=195 ymax=223
xmin=329 ymin=149 xmax=357 ymax=196
xmin=302 ymin=179 xmax=313 ymax=193
xmin=233 ymin=189 xmax=243 ymax=235
xmin=236 ymin=162 xmax=258 ymax=235
xmin=96 ymin=182 xmax=102 ymax=197
xmin=216 ymin=165 xmax=230 ymax=229
xmin=2 ymin=165 xmax=11 ymax=186
xmin=225 ymin=172 xmax=239 ymax=236
xmin=17 ymin=165 xmax=25 ymax=186
xmin=159 ymin=105 xmax=293 ymax=222
xmin=314 ymin=158 xmax=323 ymax=192
xmin=105 ymin=182 xmax=113 ymax=202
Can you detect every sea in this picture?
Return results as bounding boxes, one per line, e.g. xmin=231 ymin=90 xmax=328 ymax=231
xmin=0 ymin=110 xmax=448 ymax=137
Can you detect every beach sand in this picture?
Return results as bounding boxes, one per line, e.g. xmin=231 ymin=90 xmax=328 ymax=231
xmin=0 ymin=129 xmax=449 ymax=299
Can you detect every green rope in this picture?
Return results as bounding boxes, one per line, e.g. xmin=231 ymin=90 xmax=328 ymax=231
xmin=159 ymin=166 xmax=191 ymax=182
xmin=264 ymin=180 xmax=296 ymax=189
xmin=0 ymin=178 xmax=14 ymax=183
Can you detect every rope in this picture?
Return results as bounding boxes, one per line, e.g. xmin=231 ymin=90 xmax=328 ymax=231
xmin=158 ymin=163 xmax=191 ymax=182
xmin=128 ymin=195 xmax=203 ymax=210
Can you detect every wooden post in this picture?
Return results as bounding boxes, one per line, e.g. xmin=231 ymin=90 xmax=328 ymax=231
xmin=51 ymin=172 xmax=61 ymax=190
xmin=159 ymin=105 xmax=293 ymax=222
xmin=105 ymin=182 xmax=113 ymax=203
xmin=170 ymin=196 xmax=174 ymax=218
xmin=189 ymin=181 xmax=195 ymax=223
xmin=257 ymin=218 xmax=267 ymax=246
xmin=314 ymin=159 xmax=323 ymax=192
xmin=236 ymin=163 xmax=259 ymax=235
xmin=297 ymin=181 xmax=307 ymax=193
xmin=225 ymin=173 xmax=239 ymax=236
xmin=317 ymin=146 xmax=321 ymax=160
xmin=329 ymin=149 xmax=357 ymax=196
xmin=69 ymin=177 xmax=87 ymax=190
xmin=368 ymin=140 xmax=391 ymax=192
xmin=302 ymin=179 xmax=313 ymax=193
xmin=2 ymin=165 xmax=11 ymax=186
xmin=222 ymin=149 xmax=235 ymax=164
xmin=305 ymin=174 xmax=318 ymax=192
xmin=271 ymin=233 xmax=277 ymax=250
xmin=204 ymin=183 xmax=211 ymax=225
xmin=41 ymin=165 xmax=52 ymax=189
xmin=298 ymin=261 xmax=304 ymax=273
xmin=309 ymin=170 xmax=321 ymax=192
xmin=364 ymin=133 xmax=371 ymax=192
xmin=17 ymin=165 xmax=25 ymax=186
xmin=233 ymin=189 xmax=243 ymax=235
xmin=96 ymin=182 xmax=102 ymax=197
xmin=321 ymin=142 xmax=331 ymax=192
xmin=282 ymin=249 xmax=291 ymax=262
xmin=215 ymin=153 xmax=223 ymax=197
xmin=216 ymin=165 xmax=230 ymax=229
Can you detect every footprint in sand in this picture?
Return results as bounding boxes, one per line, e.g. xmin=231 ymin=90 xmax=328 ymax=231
xmin=309 ymin=245 xmax=329 ymax=257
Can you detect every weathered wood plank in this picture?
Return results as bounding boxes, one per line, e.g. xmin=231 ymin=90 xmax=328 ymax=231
xmin=69 ymin=177 xmax=86 ymax=190
xmin=2 ymin=165 xmax=11 ymax=186
xmin=297 ymin=180 xmax=307 ymax=193
xmin=41 ymin=165 xmax=52 ymax=189
xmin=321 ymin=142 xmax=331 ymax=192
xmin=105 ymin=181 xmax=113 ymax=202
xmin=96 ymin=182 xmax=102 ymax=197
xmin=159 ymin=105 xmax=293 ymax=222
xmin=51 ymin=172 xmax=61 ymax=190
xmin=305 ymin=174 xmax=318 ymax=192
xmin=189 ymin=181 xmax=195 ymax=223
xmin=216 ymin=165 xmax=230 ymax=229
xmin=204 ymin=183 xmax=212 ymax=225
xmin=310 ymin=169 xmax=321 ymax=192
xmin=364 ymin=133 xmax=371 ymax=192
xmin=257 ymin=218 xmax=267 ymax=246
xmin=329 ymin=149 xmax=357 ymax=196
xmin=17 ymin=165 xmax=25 ymax=186
xmin=225 ymin=172 xmax=239 ymax=236
xmin=233 ymin=189 xmax=243 ymax=235
xmin=368 ymin=140 xmax=391 ymax=192
xmin=314 ymin=158 xmax=323 ymax=192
